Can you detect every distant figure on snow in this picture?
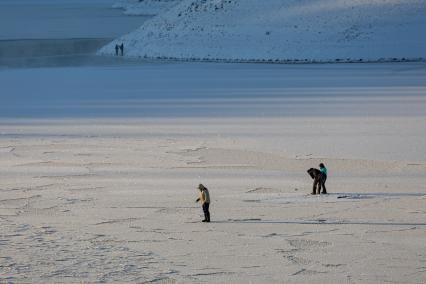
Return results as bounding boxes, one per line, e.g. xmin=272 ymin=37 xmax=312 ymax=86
xmin=195 ymin=184 xmax=211 ymax=222
xmin=307 ymin=165 xmax=327 ymax=195
xmin=115 ymin=44 xmax=119 ymax=56
xmin=120 ymin=43 xmax=124 ymax=56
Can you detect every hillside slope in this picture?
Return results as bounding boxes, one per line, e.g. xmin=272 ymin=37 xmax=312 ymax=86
xmin=100 ymin=0 xmax=426 ymax=62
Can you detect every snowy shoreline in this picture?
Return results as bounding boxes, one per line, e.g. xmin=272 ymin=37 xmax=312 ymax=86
xmin=100 ymin=53 xmax=426 ymax=65
xmin=99 ymin=0 xmax=426 ymax=63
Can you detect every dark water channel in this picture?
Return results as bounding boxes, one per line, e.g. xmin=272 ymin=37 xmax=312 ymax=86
xmin=0 ymin=38 xmax=144 ymax=68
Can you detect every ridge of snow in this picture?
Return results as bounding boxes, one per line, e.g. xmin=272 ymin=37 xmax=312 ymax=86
xmin=100 ymin=0 xmax=426 ymax=63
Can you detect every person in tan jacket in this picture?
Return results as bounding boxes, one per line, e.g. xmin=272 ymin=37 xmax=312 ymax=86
xmin=195 ymin=184 xmax=210 ymax=222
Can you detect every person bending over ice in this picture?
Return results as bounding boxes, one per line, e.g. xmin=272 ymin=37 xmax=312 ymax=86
xmin=195 ymin=184 xmax=210 ymax=222
xmin=307 ymin=165 xmax=327 ymax=195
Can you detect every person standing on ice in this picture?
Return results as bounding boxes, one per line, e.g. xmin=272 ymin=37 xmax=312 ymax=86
xmin=115 ymin=44 xmax=119 ymax=56
xmin=319 ymin=163 xmax=328 ymax=194
xmin=120 ymin=43 xmax=124 ymax=56
xmin=195 ymin=184 xmax=211 ymax=222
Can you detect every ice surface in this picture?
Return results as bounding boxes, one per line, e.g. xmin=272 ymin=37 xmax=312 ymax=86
xmin=112 ymin=0 xmax=183 ymax=16
xmin=0 ymin=0 xmax=147 ymax=40
xmin=2 ymin=62 xmax=425 ymax=119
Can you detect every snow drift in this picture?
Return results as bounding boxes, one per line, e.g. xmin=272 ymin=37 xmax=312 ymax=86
xmin=100 ymin=0 xmax=426 ymax=63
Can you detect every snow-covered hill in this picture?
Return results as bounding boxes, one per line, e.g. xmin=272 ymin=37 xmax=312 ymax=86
xmin=113 ymin=0 xmax=182 ymax=16
xmin=100 ymin=0 xmax=426 ymax=63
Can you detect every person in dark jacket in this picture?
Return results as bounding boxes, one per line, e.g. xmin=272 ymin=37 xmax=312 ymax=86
xmin=195 ymin=184 xmax=210 ymax=222
xmin=119 ymin=43 xmax=124 ymax=56
xmin=115 ymin=44 xmax=119 ymax=56
xmin=307 ymin=167 xmax=327 ymax=194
